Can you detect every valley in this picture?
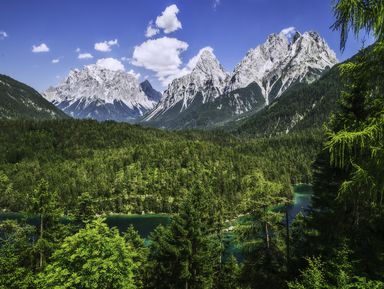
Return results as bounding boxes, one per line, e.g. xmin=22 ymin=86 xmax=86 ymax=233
xmin=1 ymin=0 xmax=383 ymax=288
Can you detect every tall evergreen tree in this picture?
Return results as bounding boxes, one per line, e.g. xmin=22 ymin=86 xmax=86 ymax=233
xmin=146 ymin=183 xmax=223 ymax=289
xmin=236 ymin=170 xmax=288 ymax=289
xmin=28 ymin=179 xmax=61 ymax=269
xmin=300 ymin=0 xmax=384 ymax=278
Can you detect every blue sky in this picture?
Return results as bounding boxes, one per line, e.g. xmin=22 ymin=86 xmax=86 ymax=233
xmin=0 ymin=0 xmax=374 ymax=92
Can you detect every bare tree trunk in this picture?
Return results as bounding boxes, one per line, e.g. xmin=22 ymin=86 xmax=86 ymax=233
xmin=285 ymin=208 xmax=290 ymax=267
xmin=265 ymin=222 xmax=270 ymax=249
xmin=39 ymin=214 xmax=43 ymax=268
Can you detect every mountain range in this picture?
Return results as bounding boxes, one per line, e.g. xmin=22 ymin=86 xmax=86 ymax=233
xmin=142 ymin=30 xmax=338 ymax=129
xmin=0 ymin=29 xmax=343 ymax=134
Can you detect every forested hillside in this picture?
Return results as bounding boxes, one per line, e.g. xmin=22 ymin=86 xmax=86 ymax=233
xmin=0 ymin=119 xmax=321 ymax=215
xmin=1 ymin=1 xmax=384 ymax=289
xmin=236 ymin=63 xmax=342 ymax=136
xmin=0 ymin=75 xmax=69 ymax=120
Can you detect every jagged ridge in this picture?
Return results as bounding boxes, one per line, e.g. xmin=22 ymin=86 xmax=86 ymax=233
xmin=44 ymin=65 xmax=158 ymax=122
xmin=143 ymin=30 xmax=338 ymax=129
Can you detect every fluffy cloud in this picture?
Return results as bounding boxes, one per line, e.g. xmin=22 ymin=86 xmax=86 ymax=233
xmin=78 ymin=53 xmax=93 ymax=59
xmin=132 ymin=37 xmax=188 ymax=85
xmin=75 ymin=47 xmax=81 ymax=53
xmin=121 ymin=56 xmax=131 ymax=62
xmin=213 ymin=0 xmax=220 ymax=9
xmin=52 ymin=58 xmax=60 ymax=64
xmin=128 ymin=69 xmax=141 ymax=79
xmin=32 ymin=43 xmax=50 ymax=53
xmin=96 ymin=57 xmax=125 ymax=71
xmin=155 ymin=4 xmax=182 ymax=34
xmin=0 ymin=31 xmax=8 ymax=39
xmin=94 ymin=39 xmax=119 ymax=52
xmin=281 ymin=27 xmax=297 ymax=38
xmin=145 ymin=20 xmax=159 ymax=38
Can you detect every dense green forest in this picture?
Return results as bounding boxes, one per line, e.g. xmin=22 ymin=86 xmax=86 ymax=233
xmin=1 ymin=0 xmax=384 ymax=288
xmin=0 ymin=119 xmax=320 ymax=215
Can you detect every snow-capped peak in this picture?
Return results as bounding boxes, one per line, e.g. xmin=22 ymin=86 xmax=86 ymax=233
xmin=144 ymin=48 xmax=229 ymax=121
xmin=43 ymin=65 xmax=158 ymax=122
xmin=225 ymin=30 xmax=338 ymax=104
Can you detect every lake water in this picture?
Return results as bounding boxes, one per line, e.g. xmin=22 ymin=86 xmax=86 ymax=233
xmin=106 ymin=184 xmax=313 ymax=238
xmin=287 ymin=183 xmax=313 ymax=223
xmin=0 ymin=184 xmax=312 ymax=239
xmin=106 ymin=214 xmax=170 ymax=237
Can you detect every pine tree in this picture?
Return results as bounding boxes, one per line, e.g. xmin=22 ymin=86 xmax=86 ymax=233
xmin=28 ymin=179 xmax=61 ymax=268
xmin=300 ymin=0 xmax=384 ymax=278
xmin=146 ymin=184 xmax=222 ymax=289
xmin=236 ymin=170 xmax=288 ymax=289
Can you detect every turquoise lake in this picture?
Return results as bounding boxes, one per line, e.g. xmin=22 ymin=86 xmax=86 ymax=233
xmin=0 ymin=184 xmax=312 ymax=239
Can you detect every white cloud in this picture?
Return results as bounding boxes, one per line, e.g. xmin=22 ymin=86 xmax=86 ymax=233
xmin=128 ymin=69 xmax=141 ymax=79
xmin=52 ymin=58 xmax=60 ymax=64
xmin=32 ymin=43 xmax=50 ymax=53
xmin=78 ymin=53 xmax=93 ymax=59
xmin=155 ymin=4 xmax=182 ymax=34
xmin=145 ymin=20 xmax=160 ymax=38
xmin=75 ymin=47 xmax=81 ymax=53
xmin=0 ymin=31 xmax=8 ymax=39
xmin=132 ymin=36 xmax=188 ymax=86
xmin=281 ymin=27 xmax=297 ymax=38
xmin=94 ymin=39 xmax=119 ymax=52
xmin=96 ymin=57 xmax=125 ymax=71
xmin=213 ymin=0 xmax=220 ymax=9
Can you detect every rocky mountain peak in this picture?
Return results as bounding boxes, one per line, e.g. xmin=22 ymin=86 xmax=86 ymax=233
xmin=43 ymin=65 xmax=157 ymax=122
xmin=225 ymin=30 xmax=338 ymax=104
xmin=140 ymin=80 xmax=162 ymax=103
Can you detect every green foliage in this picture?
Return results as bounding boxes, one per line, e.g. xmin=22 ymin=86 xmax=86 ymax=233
xmin=332 ymin=0 xmax=384 ymax=50
xmin=236 ymin=65 xmax=341 ymax=137
xmin=288 ymin=258 xmax=325 ymax=289
xmin=236 ymin=171 xmax=288 ymax=289
xmin=216 ymin=255 xmax=242 ymax=289
xmin=297 ymin=1 xmax=384 ymax=282
xmin=124 ymin=226 xmax=148 ymax=289
xmin=28 ymin=179 xmax=62 ymax=268
xmin=0 ymin=220 xmax=35 ymax=289
xmin=36 ymin=218 xmax=137 ymax=289
xmin=73 ymin=192 xmax=98 ymax=225
xmin=0 ymin=119 xmax=317 ymax=215
xmin=287 ymin=256 xmax=384 ymax=289
xmin=146 ymin=186 xmax=223 ymax=289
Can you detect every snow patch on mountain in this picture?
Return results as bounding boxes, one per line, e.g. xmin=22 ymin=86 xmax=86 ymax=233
xmin=43 ymin=64 xmax=157 ymax=122
xmin=144 ymin=48 xmax=229 ymax=120
xmin=225 ymin=30 xmax=338 ymax=105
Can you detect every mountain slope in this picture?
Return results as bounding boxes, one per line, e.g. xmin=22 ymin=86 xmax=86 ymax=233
xmin=226 ymin=31 xmax=337 ymax=104
xmin=44 ymin=65 xmax=157 ymax=122
xmin=235 ymin=63 xmax=342 ymax=136
xmin=140 ymin=80 xmax=162 ymax=102
xmin=142 ymin=48 xmax=229 ymax=124
xmin=0 ymin=74 xmax=69 ymax=120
